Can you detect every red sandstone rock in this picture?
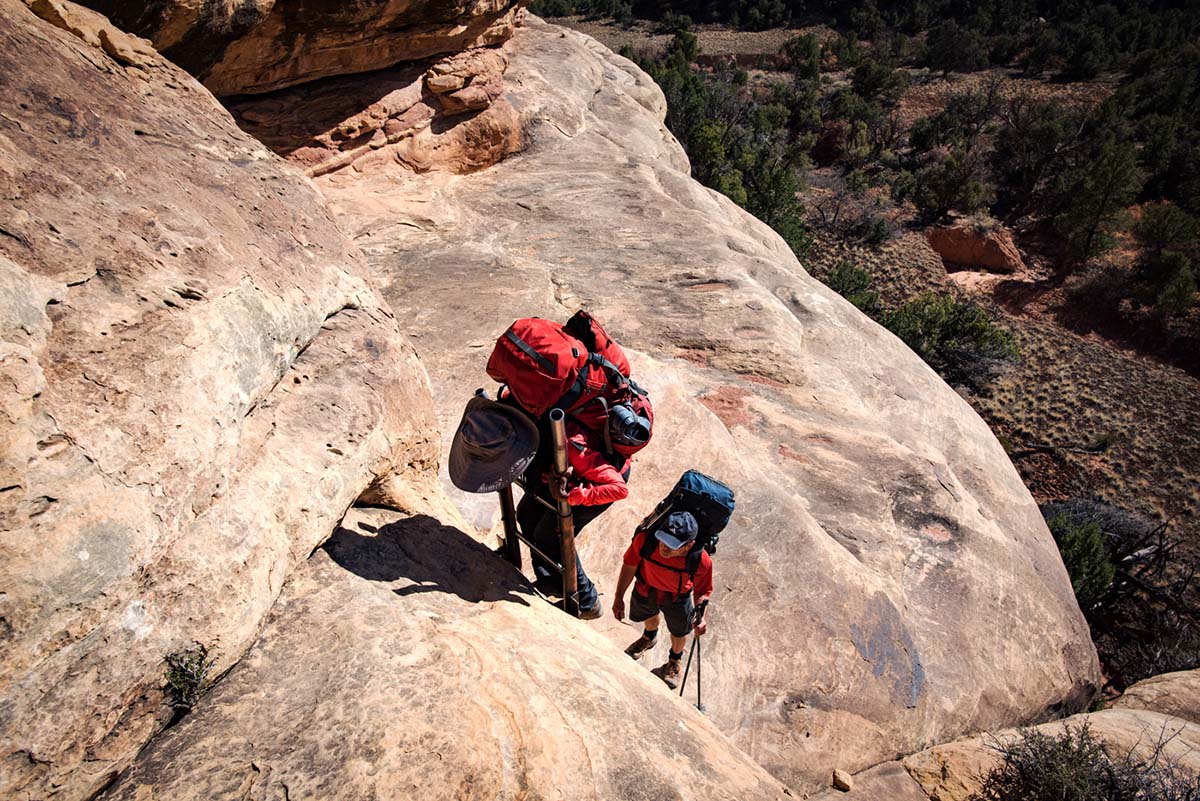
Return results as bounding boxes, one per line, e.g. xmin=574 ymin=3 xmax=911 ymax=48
xmin=227 ymin=48 xmax=522 ymax=177
xmin=75 ymin=0 xmax=526 ymax=96
xmin=927 ymin=220 xmax=1027 ymax=274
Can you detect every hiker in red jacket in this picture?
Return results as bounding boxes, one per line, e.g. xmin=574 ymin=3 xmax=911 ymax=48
xmin=517 ymin=419 xmax=630 ymax=619
xmin=612 ymin=511 xmax=711 ymax=688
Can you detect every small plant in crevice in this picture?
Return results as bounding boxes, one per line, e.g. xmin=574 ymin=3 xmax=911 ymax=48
xmin=164 ymin=643 xmax=216 ymax=713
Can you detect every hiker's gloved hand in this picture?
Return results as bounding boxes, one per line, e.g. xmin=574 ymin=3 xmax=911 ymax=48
xmin=549 ymin=468 xmax=573 ymax=502
xmin=612 ymin=597 xmax=625 ymax=622
xmin=693 ymin=617 xmax=707 ymax=636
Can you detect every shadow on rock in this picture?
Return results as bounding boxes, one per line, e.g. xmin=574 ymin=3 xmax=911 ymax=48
xmin=324 ymin=513 xmax=532 ymax=607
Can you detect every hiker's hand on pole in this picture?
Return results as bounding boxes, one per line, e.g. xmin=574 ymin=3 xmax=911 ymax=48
xmin=612 ymin=597 xmax=625 ymax=622
xmin=693 ymin=615 xmax=707 ymax=636
xmin=550 ymin=467 xmax=573 ymax=502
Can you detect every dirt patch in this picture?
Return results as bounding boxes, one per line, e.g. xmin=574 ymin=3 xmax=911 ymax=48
xmin=699 ymin=385 xmax=756 ymax=430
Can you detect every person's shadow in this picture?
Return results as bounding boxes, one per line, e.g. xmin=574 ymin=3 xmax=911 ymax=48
xmin=323 ymin=512 xmax=532 ymax=607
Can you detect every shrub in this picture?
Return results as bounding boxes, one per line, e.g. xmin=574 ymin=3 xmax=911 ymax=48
xmin=825 ymin=261 xmax=880 ymax=315
xmin=164 ymin=643 xmax=216 ymax=711
xmin=1047 ymin=513 xmax=1115 ymax=614
xmin=924 ymin=20 xmax=988 ymax=76
xmin=972 ymin=723 xmax=1200 ymax=801
xmin=655 ymin=11 xmax=692 ymax=34
xmin=1158 ymin=263 xmax=1197 ymax=318
xmin=529 ymin=0 xmax=575 ymax=15
xmin=882 ymin=293 xmax=1018 ymax=389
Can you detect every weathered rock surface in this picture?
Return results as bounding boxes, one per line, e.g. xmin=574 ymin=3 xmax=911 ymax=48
xmin=807 ymin=762 xmax=929 ymax=801
xmin=1112 ymin=669 xmax=1200 ymax=724
xmin=318 ymin=17 xmax=1100 ymax=794
xmin=77 ymin=0 xmax=526 ymax=96
xmin=815 ymin=673 xmax=1200 ymax=801
xmin=227 ymin=46 xmax=522 ymax=177
xmin=902 ymin=707 xmax=1200 ymax=801
xmin=0 ymin=3 xmax=440 ymax=798
xmin=103 ymin=507 xmax=792 ymax=801
xmin=926 ymin=220 xmax=1026 ymax=274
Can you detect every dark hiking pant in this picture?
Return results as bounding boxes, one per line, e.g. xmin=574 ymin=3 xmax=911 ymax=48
xmin=516 ymin=475 xmax=610 ymax=610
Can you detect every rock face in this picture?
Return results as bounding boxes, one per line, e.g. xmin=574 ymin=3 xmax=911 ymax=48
xmin=77 ymin=0 xmax=526 ymax=96
xmin=0 ymin=3 xmax=440 ymax=798
xmin=1112 ymin=669 xmax=1200 ymax=724
xmin=926 ymin=220 xmax=1026 ymax=274
xmin=103 ymin=508 xmax=792 ymax=801
xmin=904 ymin=707 xmax=1200 ymax=801
xmin=318 ymin=17 xmax=1100 ymax=794
xmin=808 ymin=669 xmax=1200 ymax=801
xmin=226 ymin=46 xmax=522 ymax=177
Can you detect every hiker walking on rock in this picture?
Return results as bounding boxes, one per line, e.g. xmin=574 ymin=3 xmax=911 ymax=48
xmin=516 ymin=418 xmax=632 ymax=619
xmin=612 ymin=511 xmax=712 ymax=688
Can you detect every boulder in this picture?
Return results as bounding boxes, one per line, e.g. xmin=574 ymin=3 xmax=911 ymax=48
xmin=103 ymin=508 xmax=793 ymax=801
xmin=77 ymin=0 xmax=526 ymax=96
xmin=317 ymin=17 xmax=1100 ymax=795
xmin=1112 ymin=669 xmax=1200 ymax=724
xmin=926 ymin=220 xmax=1026 ymax=274
xmin=0 ymin=3 xmax=440 ymax=799
xmin=227 ymin=47 xmax=522 ymax=177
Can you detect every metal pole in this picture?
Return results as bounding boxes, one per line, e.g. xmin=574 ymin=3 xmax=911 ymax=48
xmin=679 ymin=636 xmax=698 ymax=697
xmin=497 ymin=485 xmax=521 ymax=568
xmin=548 ymin=408 xmax=578 ymax=616
xmin=695 ymin=634 xmax=705 ymax=713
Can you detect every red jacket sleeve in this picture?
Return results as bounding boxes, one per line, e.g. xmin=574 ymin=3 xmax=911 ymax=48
xmin=692 ymin=552 xmax=713 ymax=604
xmin=565 ymin=432 xmax=629 ymax=506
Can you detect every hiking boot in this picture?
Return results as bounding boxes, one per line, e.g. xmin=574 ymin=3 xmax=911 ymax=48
xmin=652 ymin=658 xmax=683 ymax=689
xmin=578 ymin=602 xmax=604 ymax=621
xmin=624 ymin=633 xmax=658 ymax=660
xmin=533 ymin=575 xmax=562 ymax=598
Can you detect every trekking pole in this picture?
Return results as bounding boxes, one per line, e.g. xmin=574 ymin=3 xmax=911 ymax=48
xmin=679 ymin=636 xmax=698 ymax=697
xmin=475 ymin=388 xmax=522 ymax=569
xmin=497 ymin=485 xmax=522 ymax=568
xmin=548 ymin=408 xmax=579 ymax=617
xmin=693 ymin=601 xmax=708 ymax=712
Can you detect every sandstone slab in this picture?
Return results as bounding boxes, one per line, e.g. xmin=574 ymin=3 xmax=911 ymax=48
xmin=317 ymin=17 xmax=1100 ymax=794
xmin=102 ymin=507 xmax=793 ymax=801
xmin=1112 ymin=669 xmax=1200 ymax=725
xmin=78 ymin=0 xmax=526 ymax=96
xmin=807 ymin=762 xmax=929 ymax=801
xmin=902 ymin=708 xmax=1200 ymax=801
xmin=0 ymin=3 xmax=439 ymax=799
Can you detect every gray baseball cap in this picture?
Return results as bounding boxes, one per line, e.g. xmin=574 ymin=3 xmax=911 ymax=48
xmin=653 ymin=511 xmax=699 ymax=550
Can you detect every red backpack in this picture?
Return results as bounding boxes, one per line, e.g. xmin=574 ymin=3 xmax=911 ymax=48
xmin=486 ymin=311 xmax=653 ymax=456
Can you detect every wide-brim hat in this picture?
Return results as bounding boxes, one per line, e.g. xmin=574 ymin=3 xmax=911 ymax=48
xmin=449 ymin=395 xmax=539 ymax=493
xmin=654 ymin=511 xmax=699 ymax=550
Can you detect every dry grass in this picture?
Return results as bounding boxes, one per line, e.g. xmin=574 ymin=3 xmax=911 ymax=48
xmin=896 ymin=68 xmax=1116 ymax=127
xmin=547 ymin=15 xmax=832 ymax=62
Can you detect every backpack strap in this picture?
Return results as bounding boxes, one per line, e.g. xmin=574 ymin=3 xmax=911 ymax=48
xmin=505 ymin=329 xmax=556 ymax=373
xmin=635 ymin=534 xmax=694 ymax=597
